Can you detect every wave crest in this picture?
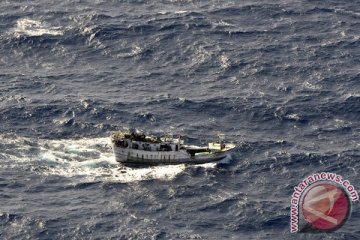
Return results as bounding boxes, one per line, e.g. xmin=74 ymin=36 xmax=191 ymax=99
xmin=12 ymin=18 xmax=64 ymax=37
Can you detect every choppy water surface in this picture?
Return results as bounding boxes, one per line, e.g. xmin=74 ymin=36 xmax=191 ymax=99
xmin=0 ymin=0 xmax=359 ymax=239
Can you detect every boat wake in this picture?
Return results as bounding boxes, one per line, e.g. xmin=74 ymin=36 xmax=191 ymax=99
xmin=0 ymin=134 xmax=221 ymax=183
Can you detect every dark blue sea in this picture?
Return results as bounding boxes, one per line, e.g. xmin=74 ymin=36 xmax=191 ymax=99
xmin=0 ymin=0 xmax=359 ymax=239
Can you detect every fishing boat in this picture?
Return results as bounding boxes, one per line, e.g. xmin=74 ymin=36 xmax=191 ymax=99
xmin=111 ymin=130 xmax=236 ymax=165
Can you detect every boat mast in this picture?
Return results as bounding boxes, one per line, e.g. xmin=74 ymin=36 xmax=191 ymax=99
xmin=218 ymin=133 xmax=225 ymax=150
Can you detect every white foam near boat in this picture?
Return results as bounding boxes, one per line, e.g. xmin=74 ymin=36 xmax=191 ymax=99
xmin=111 ymin=130 xmax=236 ymax=165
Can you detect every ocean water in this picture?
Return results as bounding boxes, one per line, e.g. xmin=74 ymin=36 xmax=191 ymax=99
xmin=0 ymin=0 xmax=359 ymax=239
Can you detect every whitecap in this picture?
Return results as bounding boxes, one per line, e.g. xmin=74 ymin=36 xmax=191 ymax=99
xmin=174 ymin=10 xmax=188 ymax=14
xmin=191 ymin=46 xmax=212 ymax=66
xmin=131 ymin=45 xmax=143 ymax=56
xmin=303 ymin=81 xmax=321 ymax=90
xmin=158 ymin=10 xmax=189 ymax=15
xmin=158 ymin=10 xmax=188 ymax=15
xmin=12 ymin=18 xmax=64 ymax=37
xmin=286 ymin=113 xmax=300 ymax=121
xmin=219 ymin=54 xmax=231 ymax=69
xmin=213 ymin=20 xmax=234 ymax=28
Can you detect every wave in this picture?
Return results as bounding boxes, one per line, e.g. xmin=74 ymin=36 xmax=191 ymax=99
xmin=12 ymin=18 xmax=64 ymax=37
xmin=0 ymin=212 xmax=46 ymax=239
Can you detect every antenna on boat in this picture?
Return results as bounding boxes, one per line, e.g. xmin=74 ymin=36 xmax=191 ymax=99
xmin=219 ymin=133 xmax=225 ymax=139
xmin=218 ymin=132 xmax=226 ymax=150
xmin=217 ymin=132 xmax=225 ymax=141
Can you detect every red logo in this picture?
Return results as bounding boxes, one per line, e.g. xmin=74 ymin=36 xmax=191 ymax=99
xmin=301 ymin=183 xmax=350 ymax=231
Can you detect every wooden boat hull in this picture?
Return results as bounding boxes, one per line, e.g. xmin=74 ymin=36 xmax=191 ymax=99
xmin=112 ymin=143 xmax=233 ymax=165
